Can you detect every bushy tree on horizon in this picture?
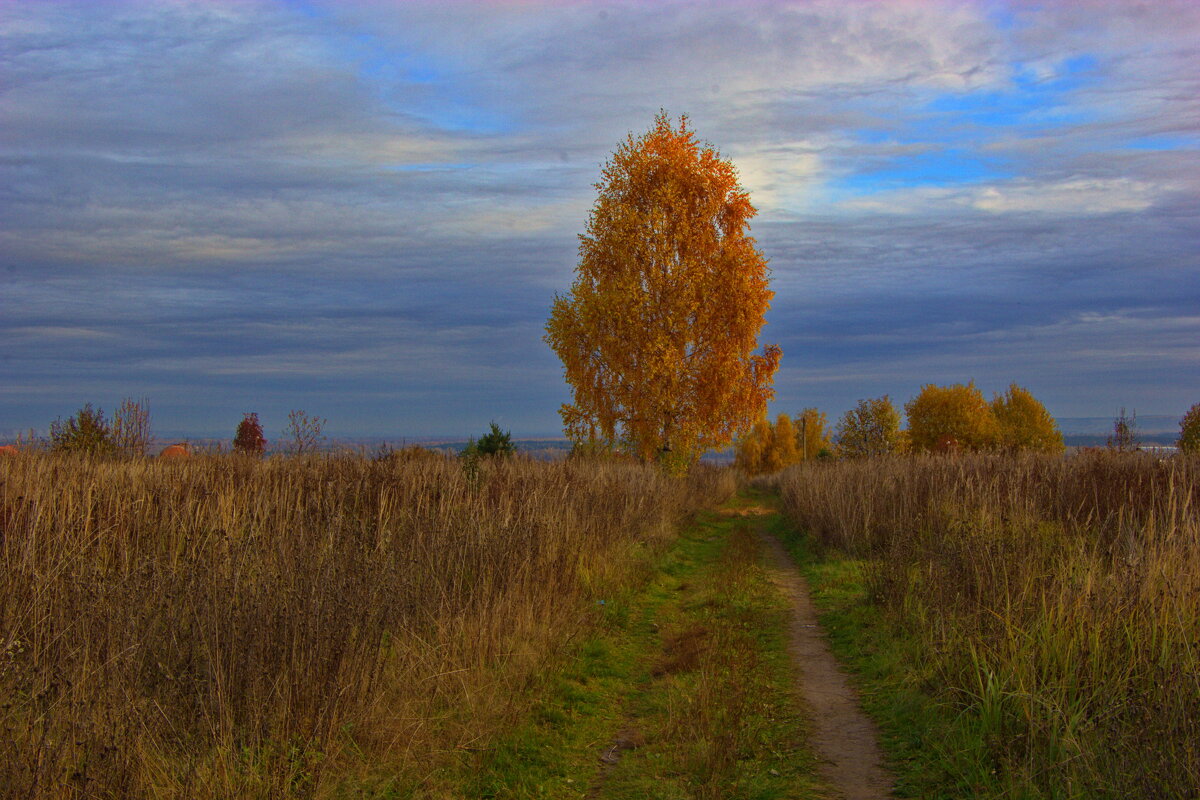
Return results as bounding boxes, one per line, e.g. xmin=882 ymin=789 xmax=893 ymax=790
xmin=233 ymin=412 xmax=266 ymax=456
xmin=991 ymin=384 xmax=1064 ymax=453
xmin=49 ymin=403 xmax=117 ymax=455
xmin=835 ymin=396 xmax=902 ymax=458
xmin=462 ymin=422 xmax=516 ymax=458
xmin=905 ymin=382 xmax=998 ymax=453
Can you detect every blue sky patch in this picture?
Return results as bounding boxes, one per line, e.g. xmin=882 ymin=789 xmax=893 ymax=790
xmin=838 ymin=148 xmax=1007 ymax=194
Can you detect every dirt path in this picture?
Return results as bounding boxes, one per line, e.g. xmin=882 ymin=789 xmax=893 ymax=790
xmin=750 ymin=513 xmax=895 ymax=799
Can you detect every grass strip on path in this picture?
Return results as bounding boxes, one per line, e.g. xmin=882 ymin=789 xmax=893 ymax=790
xmin=452 ymin=493 xmax=833 ymax=800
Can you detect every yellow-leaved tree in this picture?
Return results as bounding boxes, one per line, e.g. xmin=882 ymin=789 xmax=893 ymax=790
xmin=794 ymin=407 xmax=832 ymax=460
xmin=990 ymin=383 xmax=1064 ymax=453
xmin=735 ymin=414 xmax=800 ymax=475
xmin=905 ymin=381 xmax=998 ymax=453
xmin=545 ymin=113 xmax=781 ymax=469
xmin=734 ymin=418 xmax=772 ymax=474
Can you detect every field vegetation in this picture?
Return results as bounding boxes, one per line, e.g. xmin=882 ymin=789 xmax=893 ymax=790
xmin=775 ymin=451 xmax=1200 ymax=798
xmin=0 ymin=451 xmax=732 ymax=798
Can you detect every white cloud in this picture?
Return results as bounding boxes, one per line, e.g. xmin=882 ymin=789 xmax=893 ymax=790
xmin=970 ymin=178 xmax=1161 ymax=214
xmin=834 ymin=177 xmax=1173 ymax=216
xmin=729 ymin=142 xmax=825 ymax=214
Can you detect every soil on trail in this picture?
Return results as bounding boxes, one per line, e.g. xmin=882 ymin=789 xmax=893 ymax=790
xmin=733 ymin=507 xmax=895 ymax=799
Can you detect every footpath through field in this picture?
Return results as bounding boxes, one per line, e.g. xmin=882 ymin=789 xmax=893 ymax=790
xmin=737 ymin=503 xmax=894 ymax=800
xmin=461 ymin=491 xmax=894 ymax=799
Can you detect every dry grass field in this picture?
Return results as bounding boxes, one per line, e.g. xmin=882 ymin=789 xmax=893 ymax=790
xmin=0 ymin=452 xmax=733 ymax=798
xmin=776 ymin=451 xmax=1200 ymax=797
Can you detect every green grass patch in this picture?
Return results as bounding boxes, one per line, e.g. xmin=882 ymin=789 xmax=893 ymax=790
xmin=454 ymin=500 xmax=831 ymax=800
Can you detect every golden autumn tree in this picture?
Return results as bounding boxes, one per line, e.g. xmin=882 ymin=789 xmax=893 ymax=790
xmin=735 ymin=414 xmax=800 ymax=475
xmin=990 ymin=383 xmax=1064 ymax=453
xmin=735 ymin=417 xmax=773 ymax=474
xmin=794 ymin=407 xmax=832 ymax=460
xmin=905 ymin=381 xmax=998 ymax=453
xmin=545 ymin=113 xmax=781 ymax=468
xmin=771 ymin=413 xmax=801 ymax=469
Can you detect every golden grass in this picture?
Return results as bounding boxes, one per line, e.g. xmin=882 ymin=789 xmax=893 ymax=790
xmin=775 ymin=451 xmax=1200 ymax=798
xmin=0 ymin=452 xmax=733 ymax=798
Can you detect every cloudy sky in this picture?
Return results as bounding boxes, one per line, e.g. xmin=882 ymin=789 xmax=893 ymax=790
xmin=2 ymin=0 xmax=1197 ymax=440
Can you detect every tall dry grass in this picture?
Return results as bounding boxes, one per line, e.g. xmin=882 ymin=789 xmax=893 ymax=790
xmin=776 ymin=452 xmax=1200 ymax=798
xmin=0 ymin=452 xmax=733 ymax=798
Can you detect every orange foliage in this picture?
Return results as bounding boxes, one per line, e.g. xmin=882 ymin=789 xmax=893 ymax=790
xmin=158 ymin=444 xmax=191 ymax=460
xmin=0 ymin=445 xmax=19 ymax=457
xmin=736 ymin=412 xmax=816 ymax=475
xmin=545 ymin=113 xmax=780 ymax=467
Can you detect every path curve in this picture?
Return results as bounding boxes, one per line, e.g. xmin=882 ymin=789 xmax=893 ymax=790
xmin=754 ymin=520 xmax=894 ymax=799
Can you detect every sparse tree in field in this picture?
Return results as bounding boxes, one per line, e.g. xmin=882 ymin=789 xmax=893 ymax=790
xmin=1179 ymin=403 xmax=1200 ymax=454
xmin=1107 ymin=407 xmax=1139 ymax=451
xmin=990 ymin=384 xmax=1064 ymax=453
xmin=111 ymin=396 xmax=153 ymax=457
xmin=233 ymin=412 xmax=266 ymax=456
xmin=284 ymin=409 xmax=326 ymax=455
xmin=905 ymin=382 xmax=999 ymax=453
xmin=49 ymin=403 xmax=117 ymax=455
xmin=794 ymin=407 xmax=832 ymax=461
xmin=835 ymin=396 xmax=902 ymax=458
xmin=544 ymin=112 xmax=781 ymax=471
xmin=462 ymin=422 xmax=516 ymax=458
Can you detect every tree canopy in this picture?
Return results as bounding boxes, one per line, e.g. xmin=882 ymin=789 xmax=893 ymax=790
xmin=991 ymin=383 xmax=1064 ymax=453
xmin=835 ymin=396 xmax=902 ymax=458
xmin=905 ymin=382 xmax=998 ymax=453
xmin=545 ymin=112 xmax=780 ymax=468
